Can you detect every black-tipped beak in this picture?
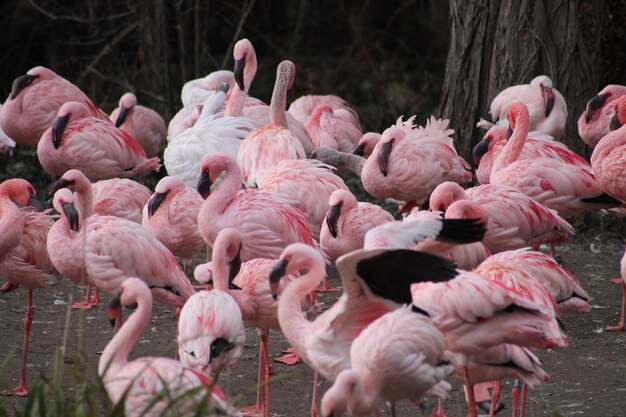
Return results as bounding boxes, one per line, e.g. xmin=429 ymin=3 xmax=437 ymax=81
xmin=228 ymin=244 xmax=242 ymax=285
xmin=234 ymin=57 xmax=246 ymax=91
xmin=472 ymin=139 xmax=490 ymax=166
xmin=52 ymin=114 xmax=70 ymax=149
xmin=218 ymin=82 xmax=229 ymax=94
xmin=506 ymin=126 xmax=513 ymax=140
xmin=147 ymin=192 xmax=167 ymax=218
xmin=610 ymin=112 xmax=622 ymax=132
xmin=353 ymin=143 xmax=365 ymax=156
xmin=378 ymin=141 xmax=393 ymax=177
xmin=62 ymin=201 xmax=80 ymax=231
xmin=585 ymin=94 xmax=608 ymax=123
xmin=28 ymin=192 xmax=43 ymax=211
xmin=107 ymin=293 xmax=122 ymax=327
xmin=115 ymin=105 xmax=129 ymax=128
xmin=325 ymin=203 xmax=342 ymax=238
xmin=269 ymin=259 xmax=289 ymax=300
xmin=197 ymin=171 xmax=212 ymax=199
xmin=47 ymin=178 xmax=72 ymax=200
xmin=485 ymin=112 xmax=494 ymax=123
xmin=541 ymin=86 xmax=555 ymax=118
xmin=10 ymin=74 xmax=38 ymax=100
xmin=209 ymin=338 xmax=236 ymax=364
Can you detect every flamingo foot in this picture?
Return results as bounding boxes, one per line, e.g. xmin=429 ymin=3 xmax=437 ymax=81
xmin=239 ymin=405 xmax=265 ymax=417
xmin=1 ymin=385 xmax=28 ymax=397
xmin=274 ymin=348 xmax=301 ymax=365
xmin=610 ymin=278 xmax=623 ymax=284
xmin=316 ymin=280 xmax=341 ymax=292
xmin=0 ymin=281 xmax=19 ymax=294
xmin=71 ymin=300 xmax=97 ymax=309
xmin=606 ymin=323 xmax=625 ymax=331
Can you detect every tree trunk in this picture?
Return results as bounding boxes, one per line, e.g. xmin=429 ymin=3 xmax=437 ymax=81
xmin=439 ymin=0 xmax=606 ymax=160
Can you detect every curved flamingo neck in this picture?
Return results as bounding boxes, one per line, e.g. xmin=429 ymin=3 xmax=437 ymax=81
xmin=74 ymin=180 xmax=95 ymax=220
xmin=492 ymin=108 xmax=530 ymax=176
xmin=270 ymin=73 xmax=290 ymax=128
xmin=98 ymin=287 xmax=153 ymax=376
xmin=339 ymin=370 xmax=374 ymax=416
xmin=0 ymin=197 xmax=23 ymax=257
xmin=201 ymin=160 xmax=242 ymax=223
xmin=211 ymin=234 xmax=239 ymax=292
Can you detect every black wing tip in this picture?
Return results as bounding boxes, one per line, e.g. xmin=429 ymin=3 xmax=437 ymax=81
xmin=581 ymin=192 xmax=622 ymax=206
xmin=438 ymin=218 xmax=486 ymax=244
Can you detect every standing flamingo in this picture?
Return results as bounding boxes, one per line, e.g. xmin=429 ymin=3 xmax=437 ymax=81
xmin=99 ymin=278 xmax=241 ymax=417
xmin=237 ymin=60 xmax=307 ymax=187
xmin=110 ymin=92 xmax=167 ymax=158
xmin=490 ymin=102 xmax=621 ymax=217
xmin=37 ymin=101 xmax=160 ymax=181
xmin=0 ymin=66 xmax=108 ymax=147
xmin=303 ymin=104 xmax=362 ymax=152
xmin=577 ymin=84 xmax=626 ymax=149
xmin=288 ymin=94 xmax=361 ymax=131
xmin=0 ymin=179 xmax=56 ymax=396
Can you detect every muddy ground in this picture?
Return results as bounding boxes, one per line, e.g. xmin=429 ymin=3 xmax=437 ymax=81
xmin=1 ymin=230 xmax=626 ymax=417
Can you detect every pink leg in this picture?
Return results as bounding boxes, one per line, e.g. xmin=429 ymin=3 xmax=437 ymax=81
xmin=607 ymin=279 xmax=626 ymax=331
xmin=489 ymin=381 xmax=501 ymax=417
xmin=463 ymin=366 xmax=478 ymax=417
xmin=274 ymin=346 xmax=301 ymax=365
xmin=316 ymin=278 xmax=340 ymax=292
xmin=0 ymin=281 xmax=19 ymax=294
xmin=72 ymin=285 xmax=99 ymax=309
xmin=511 ymin=380 xmax=521 ymax=417
xmin=2 ymin=290 xmax=34 ymax=396
xmin=310 ymin=370 xmax=319 ymax=417
xmin=241 ymin=331 xmax=269 ymax=417
xmin=261 ymin=332 xmax=272 ymax=417
xmin=435 ymin=398 xmax=447 ymax=417
xmin=519 ymin=383 xmax=527 ymax=417
xmin=549 ymin=243 xmax=557 ymax=258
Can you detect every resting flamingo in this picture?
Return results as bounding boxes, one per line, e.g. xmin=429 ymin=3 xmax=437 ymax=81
xmin=288 ymin=94 xmax=361 ymax=131
xmin=303 ymin=104 xmax=362 ymax=152
xmin=142 ymin=176 xmax=205 ymax=271
xmin=352 ymin=132 xmax=381 ymax=158
xmin=490 ymin=102 xmax=621 ymax=217
xmin=99 ymin=278 xmax=241 ymax=417
xmin=362 ymin=115 xmax=472 ymax=213
xmin=110 ymin=92 xmax=167 ymax=158
xmin=37 ymin=101 xmax=160 ymax=181
xmin=0 ymin=179 xmax=56 ymax=396
xmin=0 ymin=66 xmax=107 ymax=147
xmin=577 ymin=84 xmax=626 ymax=149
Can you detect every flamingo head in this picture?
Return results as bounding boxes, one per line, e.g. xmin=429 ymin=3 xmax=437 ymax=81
xmin=114 ymin=92 xmax=137 ymax=127
xmin=585 ymin=94 xmax=608 ymax=124
xmin=429 ymin=182 xmax=466 ymax=213
xmin=47 ymin=169 xmax=89 ymax=200
xmin=320 ymin=369 xmax=357 ymax=417
xmin=354 ymin=132 xmax=381 ymax=157
xmin=52 ymin=102 xmax=91 ymax=149
xmin=233 ymin=38 xmax=255 ymax=91
xmin=107 ymin=277 xmax=151 ymax=327
xmin=507 ymin=102 xmax=530 ymax=132
xmin=269 ymin=243 xmax=321 ymax=300
xmin=52 ymin=188 xmax=79 ymax=232
xmin=445 ymin=199 xmax=489 ymax=226
xmin=0 ymin=178 xmax=42 ymax=211
xmin=325 ymin=202 xmax=342 ymax=238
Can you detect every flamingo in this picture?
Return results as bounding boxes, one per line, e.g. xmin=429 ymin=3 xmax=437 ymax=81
xmin=0 ymin=179 xmax=56 ymax=396
xmin=490 ymin=102 xmax=621 ymax=217
xmin=606 ymin=248 xmax=626 ymax=331
xmin=429 ymin=181 xmax=575 ymax=255
xmin=37 ymin=101 xmax=160 ymax=181
xmin=477 ymin=75 xmax=567 ymax=139
xmin=164 ymin=86 xmax=254 ymax=188
xmin=193 ymin=228 xmax=318 ymax=417
xmin=303 ymin=104 xmax=362 ymax=152
xmin=320 ymin=305 xmax=454 ymax=417
xmin=142 ymin=176 xmax=205 ymax=271
xmin=288 ymin=94 xmax=361 ymax=131
xmin=0 ymin=66 xmax=108 ymax=147
xmin=181 ymin=70 xmax=236 ymax=107
xmin=237 ymin=60 xmax=307 ymax=187
xmin=99 ymin=278 xmax=241 ymax=417
xmin=110 ymin=92 xmax=167 ymax=158
xmin=196 ymin=152 xmax=321 ymax=263
xmin=269 ymin=243 xmax=459 ymax=416
xmin=361 ymin=115 xmax=472 ymax=213
xmin=473 ymin=125 xmax=591 ymax=185
xmin=257 ymin=159 xmax=350 ymax=240
xmin=590 ymin=95 xmax=626 ymax=203
xmin=577 ymin=84 xmax=626 ymax=149
xmin=320 ymin=189 xmax=394 ymax=261
xmin=352 ymin=132 xmax=381 ymax=158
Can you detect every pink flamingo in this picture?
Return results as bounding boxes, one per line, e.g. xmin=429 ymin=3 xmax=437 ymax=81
xmin=320 ymin=306 xmax=454 ymax=417
xmin=269 ymin=243 xmax=459 ymax=417
xmin=362 ymin=115 xmax=472 ymax=213
xmin=37 ymin=101 xmax=160 ymax=181
xmin=0 ymin=66 xmax=107 ymax=147
xmin=99 ymin=278 xmax=241 ymax=417
xmin=473 ymin=125 xmax=591 ymax=185
xmin=478 ymin=75 xmax=567 ymax=139
xmin=258 ymin=159 xmax=350 ymax=240
xmin=110 ymin=92 xmax=167 ymax=158
xmin=288 ymin=94 xmax=361 ymax=131
xmin=303 ymin=104 xmax=362 ymax=152
xmin=577 ymin=84 xmax=626 ymax=149
xmin=320 ymin=189 xmax=394 ymax=261
xmin=590 ymin=96 xmax=626 ymax=203
xmin=142 ymin=176 xmax=205 ymax=271
xmin=196 ymin=152 xmax=321 ymax=263
xmin=429 ymin=181 xmax=574 ymax=255
xmin=0 ymin=179 xmax=56 ymax=396
xmin=490 ymin=102 xmax=621 ymax=217
xmin=193 ymin=228 xmax=318 ymax=417
xmin=352 ymin=132 xmax=381 ymax=158
xmin=606 ymin=248 xmax=626 ymax=331
xmin=237 ymin=60 xmax=307 ymax=187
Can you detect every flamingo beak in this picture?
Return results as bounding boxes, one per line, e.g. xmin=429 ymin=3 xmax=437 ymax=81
xmin=115 ymin=105 xmax=129 ymax=128
xmin=52 ymin=114 xmax=70 ymax=149
xmin=62 ymin=201 xmax=80 ymax=231
xmin=472 ymin=139 xmax=490 ymax=166
xmin=325 ymin=203 xmax=342 ymax=238
xmin=218 ymin=82 xmax=229 ymax=94
xmin=10 ymin=74 xmax=38 ymax=99
xmin=197 ymin=171 xmax=213 ymax=199
xmin=47 ymin=178 xmax=72 ymax=200
xmin=107 ymin=293 xmax=122 ymax=327
xmin=541 ymin=85 xmax=555 ymax=118
xmin=585 ymin=94 xmax=608 ymax=123
xmin=147 ymin=192 xmax=167 ymax=218
xmin=28 ymin=192 xmax=43 ymax=211
xmin=378 ymin=141 xmax=393 ymax=177
xmin=506 ymin=126 xmax=514 ymax=140
xmin=610 ymin=112 xmax=622 ymax=132
xmin=228 ymin=244 xmax=243 ymax=285
xmin=209 ymin=338 xmax=236 ymax=364
xmin=269 ymin=259 xmax=289 ymax=300
xmin=234 ymin=57 xmax=246 ymax=91
xmin=353 ymin=143 xmax=365 ymax=156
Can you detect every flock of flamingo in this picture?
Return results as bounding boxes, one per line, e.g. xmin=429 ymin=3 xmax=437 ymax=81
xmin=0 ymin=37 xmax=625 ymax=417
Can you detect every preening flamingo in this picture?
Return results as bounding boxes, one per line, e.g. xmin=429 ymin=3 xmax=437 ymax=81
xmin=288 ymin=94 xmax=361 ymax=131
xmin=110 ymin=92 xmax=167 ymax=158
xmin=99 ymin=278 xmax=241 ymax=417
xmin=303 ymin=104 xmax=362 ymax=152
xmin=320 ymin=306 xmax=453 ymax=417
xmin=362 ymin=116 xmax=472 ymax=213
xmin=320 ymin=189 xmax=394 ymax=261
xmin=577 ymin=84 xmax=626 ymax=149
xmin=142 ymin=176 xmax=205 ymax=270
xmin=490 ymin=102 xmax=621 ymax=217
xmin=0 ymin=179 xmax=56 ymax=396
xmin=37 ymin=101 xmax=160 ymax=181
xmin=0 ymin=66 xmax=108 ymax=147
xmin=352 ymin=132 xmax=381 ymax=158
